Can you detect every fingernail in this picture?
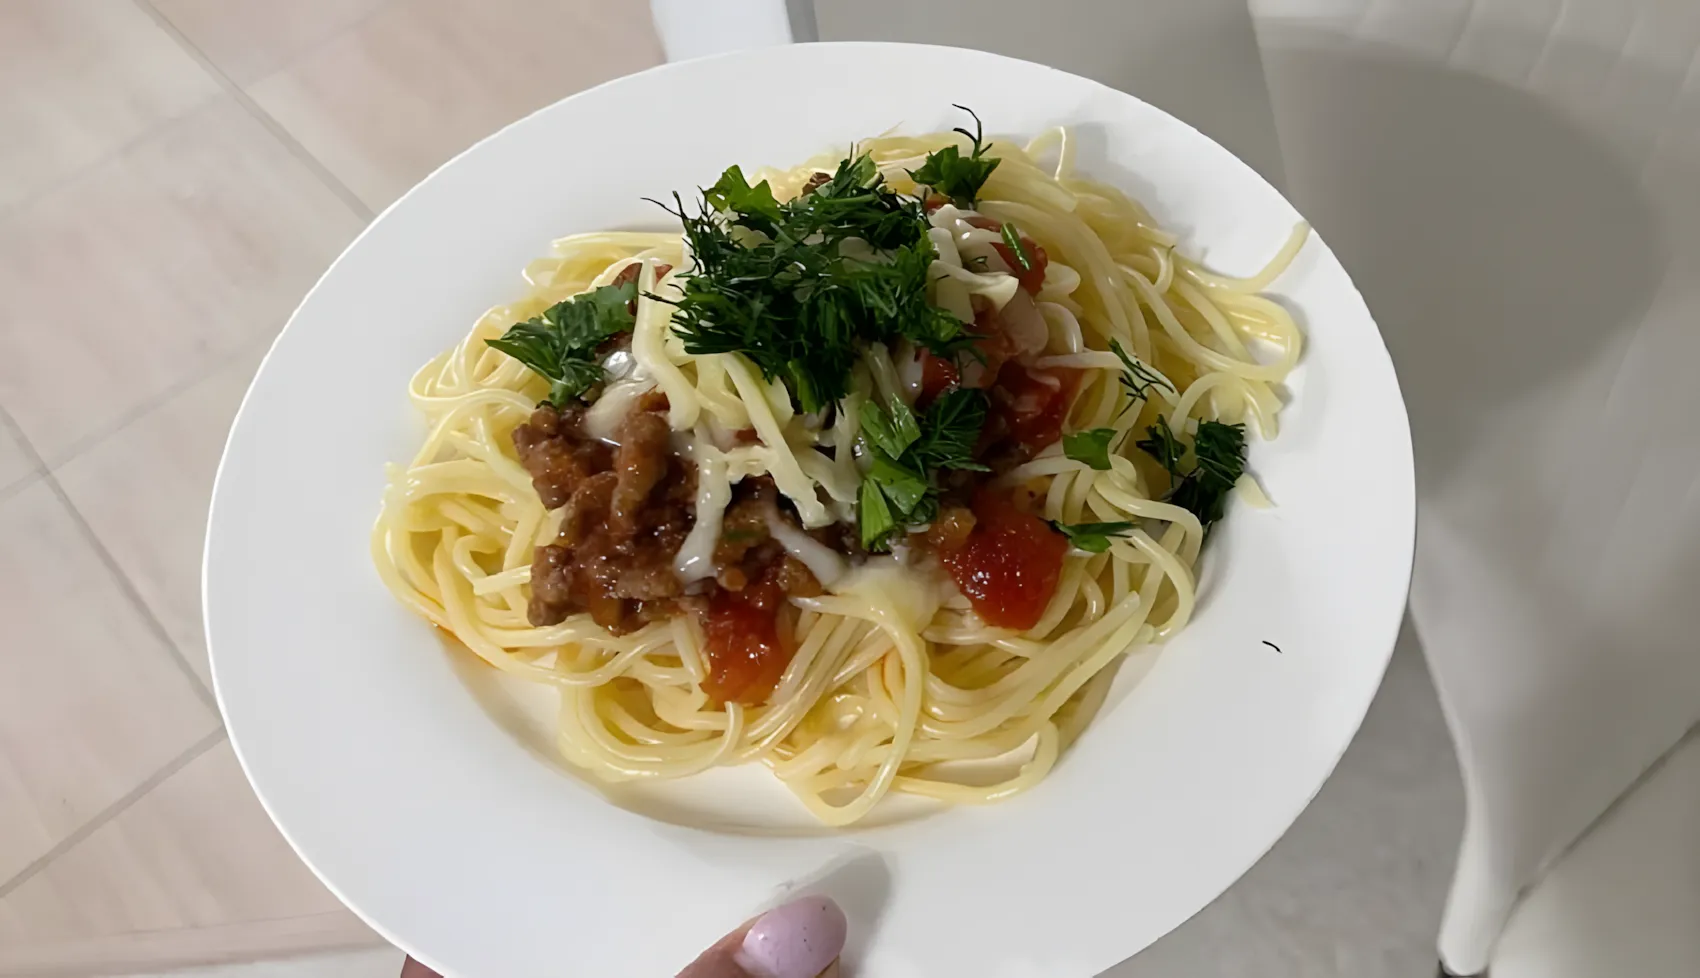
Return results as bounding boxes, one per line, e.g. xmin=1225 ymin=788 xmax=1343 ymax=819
xmin=735 ymin=895 xmax=847 ymax=978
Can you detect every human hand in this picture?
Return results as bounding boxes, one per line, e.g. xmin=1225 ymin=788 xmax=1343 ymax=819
xmin=397 ymin=894 xmax=847 ymax=978
xmin=675 ymin=895 xmax=847 ymax=978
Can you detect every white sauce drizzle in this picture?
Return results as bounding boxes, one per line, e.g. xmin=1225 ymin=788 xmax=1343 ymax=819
xmin=927 ymin=205 xmax=1020 ymax=310
xmin=675 ymin=435 xmax=731 ymax=582
xmin=765 ymin=513 xmax=847 ymax=587
xmin=584 ymin=377 xmax=656 ymax=444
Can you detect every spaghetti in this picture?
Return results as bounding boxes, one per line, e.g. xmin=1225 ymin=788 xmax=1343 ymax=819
xmin=372 ymin=116 xmax=1306 ymax=826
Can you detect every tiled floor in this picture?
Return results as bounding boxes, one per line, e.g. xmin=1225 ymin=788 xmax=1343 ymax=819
xmin=0 ymin=2 xmax=1464 ymax=977
xmin=0 ymin=1 xmax=662 ymax=975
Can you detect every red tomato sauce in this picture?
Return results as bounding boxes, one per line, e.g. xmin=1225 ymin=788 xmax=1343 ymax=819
xmin=992 ymin=239 xmax=1049 ymax=294
xmin=962 ymin=298 xmax=1020 ymax=387
xmin=940 ymin=489 xmax=1069 ymax=630
xmin=979 ymin=363 xmax=1081 ymax=464
xmin=700 ymin=580 xmax=794 ymax=705
xmin=918 ymin=350 xmax=960 ymax=406
xmin=961 ymin=215 xmax=1049 ymax=294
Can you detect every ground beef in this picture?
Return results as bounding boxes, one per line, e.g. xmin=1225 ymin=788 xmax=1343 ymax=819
xmin=610 ymin=399 xmax=672 ymax=537
xmin=772 ymin=554 xmax=824 ymax=598
xmin=515 ymin=400 xmax=829 ymax=640
xmin=713 ymin=477 xmax=778 ymax=572
xmin=705 ymin=478 xmax=823 ymax=598
xmin=512 ymin=404 xmax=612 ymax=509
xmin=518 ymin=394 xmax=695 ymax=634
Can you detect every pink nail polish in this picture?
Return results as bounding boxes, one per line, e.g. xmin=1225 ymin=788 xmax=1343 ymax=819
xmin=735 ymin=895 xmax=847 ymax=978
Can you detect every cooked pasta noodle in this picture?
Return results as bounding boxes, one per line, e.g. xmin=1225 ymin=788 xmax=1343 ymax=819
xmin=373 ymin=122 xmax=1305 ymax=825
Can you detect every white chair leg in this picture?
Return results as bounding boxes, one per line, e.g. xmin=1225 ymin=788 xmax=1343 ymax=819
xmin=1437 ymin=814 xmax=1518 ymax=975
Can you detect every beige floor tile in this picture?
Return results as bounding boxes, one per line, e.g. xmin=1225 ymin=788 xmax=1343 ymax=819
xmin=0 ymin=418 xmax=36 ymax=497
xmin=0 ymin=740 xmax=353 ymax=946
xmin=246 ymin=0 xmax=663 ymax=211
xmin=121 ymin=946 xmax=404 ymax=978
xmin=0 ymin=0 xmax=218 ymax=209
xmin=0 ymin=96 xmax=364 ymax=462
xmin=57 ymin=343 xmax=271 ymax=687
xmin=150 ymin=0 xmax=392 ymax=85
xmin=0 ymin=482 xmax=218 ymax=884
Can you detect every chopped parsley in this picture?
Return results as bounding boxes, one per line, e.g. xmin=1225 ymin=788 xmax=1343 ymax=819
xmin=859 ymin=392 xmax=922 ymax=459
xmin=485 ymin=280 xmax=637 ymax=405
xmin=857 ymin=390 xmax=989 ymax=550
xmin=1049 ymin=520 xmax=1139 ymax=554
xmin=703 ymin=165 xmax=783 ymax=226
xmin=660 ymin=153 xmax=972 ymax=414
xmin=908 ymin=105 xmax=1001 ymax=207
xmin=1111 ymin=338 xmax=1173 ymax=414
xmin=1063 ymin=427 xmax=1118 ymax=470
xmin=1136 ymin=417 xmax=1248 ymax=531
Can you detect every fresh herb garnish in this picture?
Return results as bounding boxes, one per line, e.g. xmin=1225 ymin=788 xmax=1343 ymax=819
xmin=858 ymin=479 xmax=898 ymax=551
xmin=704 ymin=165 xmax=783 ymax=228
xmin=909 ymin=105 xmax=1001 ymax=207
xmin=859 ymin=395 xmax=921 ymax=459
xmin=1169 ymin=420 xmax=1247 ymax=529
xmin=857 ymin=390 xmax=989 ymax=550
xmin=1049 ymin=520 xmax=1139 ymax=554
xmin=1110 ymin=338 xmax=1173 ymax=414
xmin=1000 ymin=222 xmax=1034 ymax=271
xmin=1134 ymin=416 xmax=1185 ymax=477
xmin=485 ymin=280 xmax=638 ymax=405
xmin=660 ymin=154 xmax=972 ymax=413
xmin=910 ymin=387 xmax=990 ymax=471
xmin=1063 ymin=428 xmax=1118 ymax=470
xmin=1135 ymin=416 xmax=1248 ymax=531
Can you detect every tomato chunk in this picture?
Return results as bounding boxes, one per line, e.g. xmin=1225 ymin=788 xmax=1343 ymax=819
xmin=992 ymin=239 xmax=1049 ymax=294
xmin=964 ymin=297 xmax=1021 ymax=388
xmin=940 ymin=489 xmax=1068 ymax=630
xmin=978 ymin=363 xmax=1081 ymax=466
xmin=919 ymin=350 xmax=960 ymax=406
xmin=962 ymin=215 xmax=1049 ymax=294
xmin=701 ymin=581 xmax=793 ymax=705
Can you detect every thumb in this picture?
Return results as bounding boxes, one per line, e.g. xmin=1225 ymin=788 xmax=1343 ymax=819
xmin=676 ymin=895 xmax=847 ymax=978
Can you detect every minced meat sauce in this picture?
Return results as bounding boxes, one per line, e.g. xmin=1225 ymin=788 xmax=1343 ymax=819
xmin=514 ymin=392 xmax=696 ymax=636
xmin=513 ymin=394 xmax=825 ymax=704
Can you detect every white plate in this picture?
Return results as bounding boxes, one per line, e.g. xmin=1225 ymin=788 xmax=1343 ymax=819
xmin=206 ymin=42 xmax=1413 ymax=978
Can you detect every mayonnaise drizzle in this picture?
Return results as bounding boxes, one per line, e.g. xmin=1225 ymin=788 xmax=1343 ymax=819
xmin=675 ymin=437 xmax=731 ymax=582
xmin=765 ymin=513 xmax=848 ymax=587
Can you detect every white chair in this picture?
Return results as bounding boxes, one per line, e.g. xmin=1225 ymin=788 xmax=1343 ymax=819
xmin=1250 ymin=0 xmax=1700 ymax=973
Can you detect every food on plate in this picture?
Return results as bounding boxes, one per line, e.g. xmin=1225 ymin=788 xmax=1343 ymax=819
xmin=372 ymin=109 xmax=1306 ymax=825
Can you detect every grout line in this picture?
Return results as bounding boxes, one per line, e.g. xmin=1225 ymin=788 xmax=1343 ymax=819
xmin=1 ymin=401 xmax=223 ymax=708
xmin=0 ymin=472 xmax=42 ymax=508
xmin=43 ymin=466 xmax=223 ymax=709
xmin=42 ymin=332 xmax=274 ymax=472
xmin=0 ymin=94 xmax=221 ymax=226
xmin=132 ymin=0 xmax=377 ymax=223
xmin=0 ymin=729 xmax=225 ymax=901
xmin=0 ymin=409 xmax=46 ymax=505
